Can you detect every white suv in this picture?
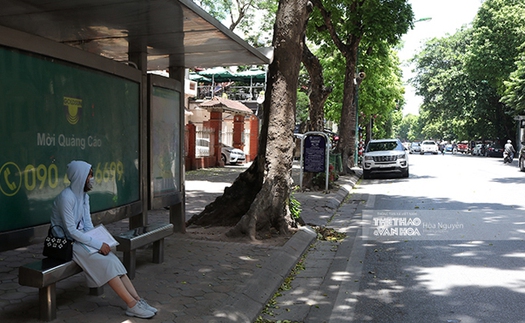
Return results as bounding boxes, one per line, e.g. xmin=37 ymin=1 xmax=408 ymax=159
xmin=420 ymin=140 xmax=439 ymax=154
xmin=362 ymin=139 xmax=409 ymax=179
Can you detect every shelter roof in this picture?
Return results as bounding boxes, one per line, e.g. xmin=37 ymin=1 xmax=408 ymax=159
xmin=0 ymin=0 xmax=269 ymax=70
xmin=199 ymin=97 xmax=253 ymax=115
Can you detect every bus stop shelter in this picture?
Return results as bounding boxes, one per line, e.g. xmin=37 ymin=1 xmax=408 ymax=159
xmin=0 ymin=0 xmax=269 ymax=250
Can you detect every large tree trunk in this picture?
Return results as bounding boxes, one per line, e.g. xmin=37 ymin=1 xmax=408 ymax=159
xmin=187 ymin=0 xmax=311 ymax=240
xmin=226 ymin=0 xmax=312 ymax=240
xmin=302 ymin=43 xmax=332 ymax=132
xmin=185 ymin=157 xmax=264 ymax=227
xmin=301 ymin=42 xmax=332 ymax=188
xmin=337 ymin=48 xmax=359 ymax=173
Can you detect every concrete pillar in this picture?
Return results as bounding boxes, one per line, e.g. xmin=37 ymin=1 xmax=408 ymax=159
xmin=249 ymin=115 xmax=259 ymax=162
xmin=186 ymin=123 xmax=196 ymax=170
xmin=233 ymin=114 xmax=245 ymax=151
xmin=208 ymin=110 xmax=223 ymax=166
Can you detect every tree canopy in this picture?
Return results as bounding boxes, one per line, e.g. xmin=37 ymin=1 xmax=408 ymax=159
xmin=306 ymin=0 xmax=413 ymax=172
xmin=407 ymin=0 xmax=525 ymax=142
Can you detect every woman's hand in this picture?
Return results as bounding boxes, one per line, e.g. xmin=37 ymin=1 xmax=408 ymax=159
xmin=99 ymin=242 xmax=111 ymax=256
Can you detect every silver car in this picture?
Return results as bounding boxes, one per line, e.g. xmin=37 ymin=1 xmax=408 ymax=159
xmin=409 ymin=142 xmax=421 ymax=154
xmin=221 ymin=144 xmax=246 ymax=165
xmin=362 ymin=139 xmax=409 ymax=179
xmin=420 ymin=140 xmax=439 ymax=154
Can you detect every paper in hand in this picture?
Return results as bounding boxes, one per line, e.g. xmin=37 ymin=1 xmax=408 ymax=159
xmin=83 ymin=224 xmax=119 ymax=254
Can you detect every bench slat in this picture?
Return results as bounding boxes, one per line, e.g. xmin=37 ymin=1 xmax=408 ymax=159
xmin=19 ymin=258 xmax=82 ymax=288
xmin=115 ymin=223 xmax=173 ymax=251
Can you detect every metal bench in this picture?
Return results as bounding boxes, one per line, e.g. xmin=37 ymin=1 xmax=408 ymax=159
xmin=113 ymin=222 xmax=174 ymax=279
xmin=18 ymin=258 xmax=103 ymax=321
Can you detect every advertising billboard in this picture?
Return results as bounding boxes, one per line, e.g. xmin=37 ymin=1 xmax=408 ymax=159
xmin=0 ymin=46 xmax=140 ymax=232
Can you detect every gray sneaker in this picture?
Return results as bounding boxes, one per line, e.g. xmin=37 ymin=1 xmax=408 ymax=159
xmin=140 ymin=299 xmax=158 ymax=314
xmin=126 ymin=301 xmax=155 ymax=319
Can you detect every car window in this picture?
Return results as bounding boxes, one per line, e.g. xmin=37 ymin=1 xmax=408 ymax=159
xmin=422 ymin=141 xmax=436 ymax=145
xmin=366 ymin=141 xmax=403 ymax=152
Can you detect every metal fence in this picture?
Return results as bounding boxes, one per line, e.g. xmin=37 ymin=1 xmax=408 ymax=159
xmin=196 ymin=128 xmax=214 ymax=157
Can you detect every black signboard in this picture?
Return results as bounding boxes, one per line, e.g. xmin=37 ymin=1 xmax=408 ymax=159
xmin=303 ymin=134 xmax=327 ymax=173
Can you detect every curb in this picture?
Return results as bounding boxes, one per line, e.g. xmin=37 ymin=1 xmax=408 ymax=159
xmin=222 ymin=173 xmax=361 ymax=323
xmin=221 ymin=226 xmax=317 ymax=323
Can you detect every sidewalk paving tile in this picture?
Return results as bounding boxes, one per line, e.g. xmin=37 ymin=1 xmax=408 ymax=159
xmin=0 ymin=165 xmax=361 ymax=323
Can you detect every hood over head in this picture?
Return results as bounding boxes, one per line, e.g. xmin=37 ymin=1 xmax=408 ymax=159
xmin=66 ymin=160 xmax=92 ymax=196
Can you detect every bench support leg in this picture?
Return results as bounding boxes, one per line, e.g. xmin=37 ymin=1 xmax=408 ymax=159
xmin=89 ymin=286 xmax=104 ymax=296
xmin=39 ymin=284 xmax=56 ymax=322
xmin=152 ymin=238 xmax=165 ymax=264
xmin=123 ymin=250 xmax=137 ymax=280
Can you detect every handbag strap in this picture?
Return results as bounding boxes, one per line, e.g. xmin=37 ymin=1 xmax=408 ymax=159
xmin=48 ymin=221 xmax=81 ymax=238
xmin=48 ymin=225 xmax=67 ymax=238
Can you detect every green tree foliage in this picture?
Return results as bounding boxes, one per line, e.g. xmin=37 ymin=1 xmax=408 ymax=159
xmin=396 ymin=113 xmax=420 ymax=141
xmin=411 ymin=29 xmax=483 ymax=140
xmin=467 ymin=0 xmax=525 ymax=94
xmin=503 ymin=53 xmax=525 ymax=115
xmin=320 ymin=42 xmax=405 ymax=141
xmin=194 ymin=0 xmax=277 ymax=46
xmin=307 ymin=0 xmax=413 ymax=171
xmin=410 ymin=0 xmax=525 ymax=142
xmin=359 ymin=42 xmax=405 ymax=139
xmin=467 ymin=0 xmax=525 ymax=139
xmin=296 ymin=90 xmax=310 ymax=124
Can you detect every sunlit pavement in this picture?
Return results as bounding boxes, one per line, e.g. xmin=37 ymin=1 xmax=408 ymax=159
xmin=0 ymin=163 xmax=361 ymax=323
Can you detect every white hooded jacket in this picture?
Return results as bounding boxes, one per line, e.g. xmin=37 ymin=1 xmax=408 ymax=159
xmin=50 ymin=160 xmax=103 ymax=251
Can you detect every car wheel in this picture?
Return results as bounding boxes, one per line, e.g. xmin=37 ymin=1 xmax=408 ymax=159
xmin=221 ymin=154 xmax=227 ymax=164
xmin=402 ymin=168 xmax=409 ymax=178
xmin=363 ymin=170 xmax=371 ymax=179
xmin=520 ymin=157 xmax=525 ymax=172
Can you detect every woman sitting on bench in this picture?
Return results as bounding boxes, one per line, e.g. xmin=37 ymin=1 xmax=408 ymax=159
xmin=50 ymin=160 xmax=157 ymax=319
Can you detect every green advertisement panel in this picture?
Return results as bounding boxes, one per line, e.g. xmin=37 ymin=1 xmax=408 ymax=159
xmin=0 ymin=46 xmax=140 ymax=233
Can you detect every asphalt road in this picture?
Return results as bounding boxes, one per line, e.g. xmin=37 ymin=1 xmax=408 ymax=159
xmin=348 ymin=152 xmax=525 ymax=323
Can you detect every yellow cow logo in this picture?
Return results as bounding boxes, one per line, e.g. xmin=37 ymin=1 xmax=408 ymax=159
xmin=63 ymin=97 xmax=83 ymax=125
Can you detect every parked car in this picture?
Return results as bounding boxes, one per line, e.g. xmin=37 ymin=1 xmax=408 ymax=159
xmin=196 ymin=139 xmax=246 ymax=165
xmin=472 ymin=143 xmax=484 ymax=156
xmin=409 ymin=142 xmax=421 ymax=154
xmin=519 ymin=145 xmax=525 ymax=171
xmin=420 ymin=140 xmax=439 ymax=154
xmin=445 ymin=144 xmax=454 ymax=153
xmin=221 ymin=144 xmax=246 ymax=165
xmin=486 ymin=142 xmax=504 ymax=157
xmin=362 ymin=138 xmax=409 ymax=179
xmin=456 ymin=141 xmax=470 ymax=154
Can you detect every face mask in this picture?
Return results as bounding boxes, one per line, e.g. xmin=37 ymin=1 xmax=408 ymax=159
xmin=87 ymin=177 xmax=95 ymax=190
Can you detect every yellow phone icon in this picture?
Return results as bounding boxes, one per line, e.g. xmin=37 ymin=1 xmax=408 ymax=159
xmin=4 ymin=168 xmax=16 ymax=191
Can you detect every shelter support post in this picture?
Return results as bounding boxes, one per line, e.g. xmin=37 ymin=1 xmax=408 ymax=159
xmin=129 ymin=39 xmax=148 ymax=229
xmin=169 ymin=63 xmax=186 ymax=233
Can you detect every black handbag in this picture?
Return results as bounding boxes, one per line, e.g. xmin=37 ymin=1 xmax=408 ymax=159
xmin=43 ymin=225 xmax=74 ymax=261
